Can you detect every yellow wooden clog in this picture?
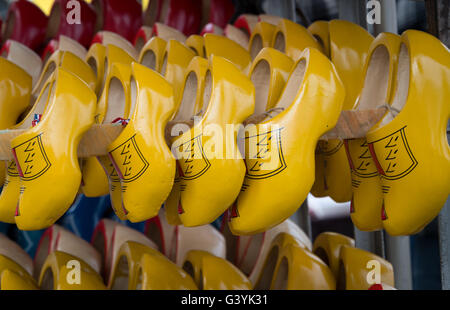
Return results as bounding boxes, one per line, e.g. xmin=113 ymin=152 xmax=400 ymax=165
xmin=366 ymin=30 xmax=450 ymax=235
xmin=338 ymin=245 xmax=394 ymax=290
xmin=312 ymin=231 xmax=355 ymax=279
xmin=81 ymin=45 xmax=135 ymax=199
xmin=139 ymin=36 xmax=167 ymax=72
xmin=182 ymin=250 xmax=252 ymax=290
xmin=107 ymin=63 xmax=176 ymax=222
xmin=172 ymin=55 xmax=254 ymax=227
xmin=272 ymin=18 xmax=323 ymax=60
xmin=344 ymin=33 xmax=401 ymax=231
xmin=248 ymin=47 xmax=293 ymax=116
xmin=39 ymin=251 xmax=106 ymax=290
xmin=165 ymin=56 xmax=210 ymax=225
xmin=203 ymin=33 xmax=252 ymax=74
xmin=317 ymin=20 xmax=374 ymax=203
xmin=93 ymin=30 xmax=139 ymax=60
xmin=248 ymin=22 xmax=276 ymax=60
xmin=13 ymin=68 xmax=97 ymax=231
xmin=137 ymin=252 xmax=198 ymax=290
xmin=0 ymin=233 xmax=34 ymax=276
xmin=229 ymin=48 xmax=345 ymax=235
xmin=85 ymin=43 xmax=107 ymax=95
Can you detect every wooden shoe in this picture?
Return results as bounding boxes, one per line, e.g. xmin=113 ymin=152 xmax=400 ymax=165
xmin=144 ymin=209 xmax=177 ymax=256
xmin=46 ymin=0 xmax=97 ymax=48
xmin=233 ymin=14 xmax=258 ymax=38
xmin=0 ymin=269 xmax=38 ymax=290
xmin=248 ymin=47 xmax=293 ymax=116
xmin=1 ymin=0 xmax=48 ymax=51
xmin=172 ymin=55 xmax=254 ymax=226
xmin=272 ymin=18 xmax=323 ymax=60
xmin=165 ymin=56 xmax=209 ymax=225
xmin=223 ymin=24 xmax=250 ymax=49
xmin=172 ymin=224 xmax=226 ymax=266
xmin=107 ymin=63 xmax=176 ymax=222
xmin=312 ymin=231 xmax=355 ymax=279
xmin=307 ymin=20 xmax=330 ymax=57
xmin=133 ymin=26 xmax=153 ymax=52
xmin=139 ymin=36 xmax=167 ymax=72
xmin=182 ymin=250 xmax=252 ymax=290
xmin=12 ymin=68 xmax=97 ymax=231
xmin=229 ymin=48 xmax=345 ymax=235
xmin=155 ymin=0 xmax=202 ymax=36
xmin=1 ymin=40 xmax=43 ymax=88
xmin=234 ymin=219 xmax=311 ymax=286
xmin=200 ymin=23 xmax=223 ymax=36
xmin=33 ymin=225 xmax=101 ymax=279
xmin=91 ymin=0 xmax=142 ymax=43
xmin=39 ymin=251 xmax=106 ymax=290
xmin=204 ymin=34 xmax=251 ymax=74
xmin=318 ymin=20 xmax=374 ymax=203
xmin=152 ymin=22 xmax=187 ymax=43
xmin=92 ymin=31 xmax=139 ymax=60
xmin=205 ymin=0 xmax=235 ymax=29
xmin=138 ymin=252 xmax=198 ymax=290
xmin=344 ymin=33 xmax=401 ymax=231
xmin=366 ymin=30 xmax=450 ymax=235
xmin=337 ymin=245 xmax=394 ymax=290
xmin=41 ymin=35 xmax=88 ymax=65
xmin=248 ymin=22 xmax=276 ymax=60
xmin=270 ymin=234 xmax=335 ymax=290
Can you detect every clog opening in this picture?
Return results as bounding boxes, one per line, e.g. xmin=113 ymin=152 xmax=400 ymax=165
xmin=313 ymin=246 xmax=330 ymax=266
xmin=239 ymin=235 xmax=264 ymax=276
xmin=379 ymin=43 xmax=410 ymax=126
xmin=174 ymin=72 xmax=198 ymax=121
xmin=87 ymin=57 xmax=98 ymax=79
xmin=336 ymin=260 xmax=346 ymax=290
xmin=273 ymin=256 xmax=288 ymax=290
xmin=250 ymin=34 xmax=263 ymax=60
xmin=141 ymin=50 xmax=156 ymax=70
xmin=189 ymin=46 xmax=199 ymax=56
xmin=254 ymin=246 xmax=278 ymax=289
xmin=182 ymin=261 xmax=204 ymax=290
xmin=136 ymin=265 xmax=144 ymax=290
xmin=358 ymin=45 xmax=390 ymax=111
xmin=250 ymin=59 xmax=271 ymax=115
xmin=92 ymin=0 xmax=104 ymax=33
xmin=91 ymin=230 xmax=107 ymax=278
xmin=161 ymin=53 xmax=168 ymax=75
xmin=273 ymin=58 xmax=307 ymax=111
xmin=104 ymin=77 xmax=126 ymax=123
xmin=145 ymin=221 xmax=164 ymax=254
xmin=34 ymin=233 xmax=51 ymax=279
xmin=201 ymin=70 xmax=212 ymax=116
xmin=1 ymin=11 xmax=15 ymax=44
xmin=46 ymin=2 xmax=61 ymax=39
xmin=40 ymin=267 xmax=54 ymax=290
xmin=110 ymin=255 xmax=130 ymax=290
xmin=135 ymin=37 xmax=146 ymax=53
xmin=273 ymin=32 xmax=286 ymax=54
xmin=33 ymin=61 xmax=56 ymax=96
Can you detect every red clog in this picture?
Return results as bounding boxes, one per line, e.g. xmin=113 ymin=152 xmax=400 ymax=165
xmin=157 ymin=0 xmax=202 ymax=36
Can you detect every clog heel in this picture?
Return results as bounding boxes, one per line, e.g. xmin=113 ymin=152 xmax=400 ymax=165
xmin=171 ymin=55 xmax=254 ymax=227
xmin=337 ymin=245 xmax=394 ymax=290
xmin=182 ymin=250 xmax=252 ymax=290
xmin=318 ymin=20 xmax=374 ymax=203
xmin=139 ymin=36 xmax=167 ymax=72
xmin=12 ymin=68 xmax=97 ymax=231
xmin=307 ymin=20 xmax=330 ymax=57
xmin=39 ymin=251 xmax=106 ymax=290
xmin=272 ymin=18 xmax=323 ymax=60
xmin=366 ymin=30 xmax=450 ymax=235
xmin=344 ymin=33 xmax=401 ymax=231
xmin=312 ymin=231 xmax=355 ymax=279
xmin=107 ymin=63 xmax=176 ymax=222
xmin=137 ymin=252 xmax=198 ymax=290
xmin=164 ymin=56 xmax=209 ymax=225
xmin=0 ymin=71 xmax=56 ymax=224
xmin=229 ymin=48 xmax=345 ymax=235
